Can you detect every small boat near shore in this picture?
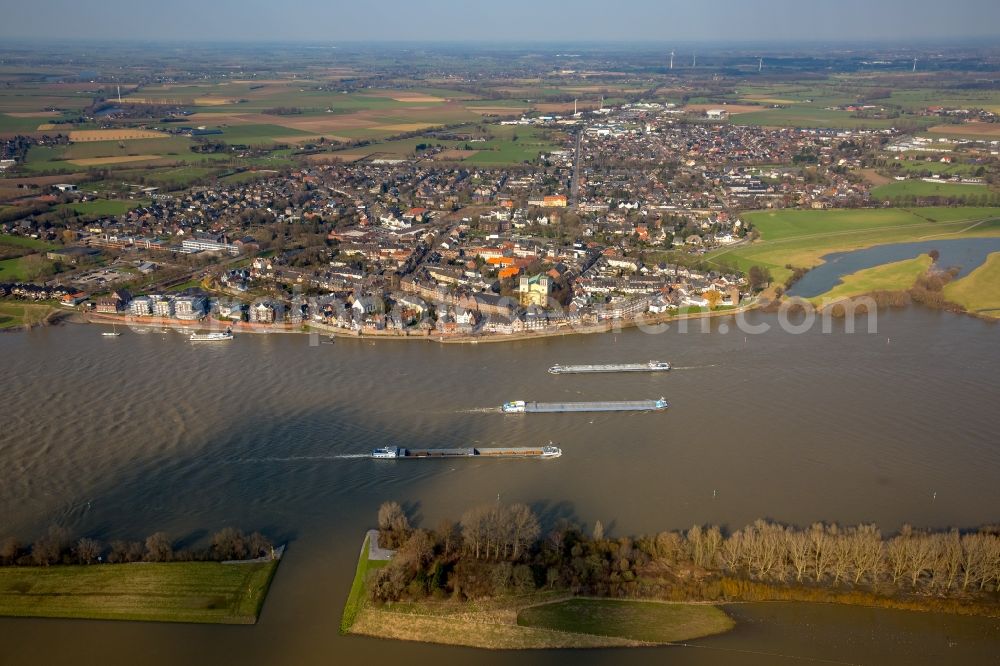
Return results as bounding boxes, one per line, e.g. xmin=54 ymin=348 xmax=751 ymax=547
xmin=102 ymin=324 xmax=121 ymax=337
xmin=190 ymin=329 xmax=234 ymax=342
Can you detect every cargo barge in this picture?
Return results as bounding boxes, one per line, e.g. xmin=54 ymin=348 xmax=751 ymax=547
xmin=371 ymin=444 xmax=562 ymax=459
xmin=548 ymin=360 xmax=670 ymax=374
xmin=501 ymin=398 xmax=668 ymax=413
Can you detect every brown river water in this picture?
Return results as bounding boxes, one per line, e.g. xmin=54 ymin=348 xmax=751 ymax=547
xmin=1 ymin=308 xmax=998 ymax=665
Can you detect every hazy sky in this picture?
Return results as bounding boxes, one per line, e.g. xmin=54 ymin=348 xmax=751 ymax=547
xmin=1 ymin=0 xmax=998 ymax=43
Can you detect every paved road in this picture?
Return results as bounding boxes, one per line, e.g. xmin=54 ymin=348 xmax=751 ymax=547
xmin=570 ymin=127 xmax=583 ymax=209
xmin=366 ymin=529 xmax=395 ymax=561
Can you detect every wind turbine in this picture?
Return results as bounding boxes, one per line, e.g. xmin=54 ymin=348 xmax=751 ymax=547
xmin=669 ymin=50 xmax=674 ymax=70
xmin=758 ymin=57 xmax=763 ymax=73
xmin=692 ymin=53 xmax=697 ymax=68
xmin=912 ymin=57 xmax=917 ymax=72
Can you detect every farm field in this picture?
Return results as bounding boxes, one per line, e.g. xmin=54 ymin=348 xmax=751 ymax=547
xmin=870 ymin=180 xmax=994 ymax=203
xmin=926 ymin=122 xmax=1000 ymax=138
xmin=709 ymin=207 xmax=1000 ymax=282
xmin=942 ymin=252 xmax=1000 ymax=318
xmin=59 ymin=199 xmax=147 ymax=216
xmin=732 ymin=106 xmax=935 ymax=130
xmin=22 ymin=136 xmax=232 ymax=174
xmin=810 ymin=255 xmax=933 ymax=305
xmin=327 ymin=124 xmax=561 ymax=165
xmin=68 ymin=129 xmax=169 ymax=142
xmin=887 ymin=160 xmax=981 ymax=176
xmin=0 ymin=561 xmax=278 ymax=623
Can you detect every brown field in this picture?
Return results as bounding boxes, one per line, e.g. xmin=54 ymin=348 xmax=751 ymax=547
xmin=193 ymin=97 xmax=235 ymax=106
xmin=927 ymin=122 xmax=1000 ymax=138
xmin=36 ymin=124 xmax=59 ymax=130
xmin=741 ymin=95 xmax=798 ymax=104
xmin=69 ymin=129 xmax=170 ymax=142
xmin=67 ymin=155 xmax=163 ymax=166
xmin=366 ymin=91 xmax=447 ymax=103
xmin=6 ymin=111 xmax=60 ymax=118
xmin=858 ymin=168 xmax=893 ymax=186
xmin=683 ymin=104 xmax=764 ymax=114
xmin=434 ymin=149 xmax=479 ymax=160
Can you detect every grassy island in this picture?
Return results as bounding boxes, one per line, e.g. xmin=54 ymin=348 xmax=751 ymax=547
xmin=0 ymin=560 xmax=279 ymax=624
xmin=341 ymin=502 xmax=1000 ymax=650
xmin=943 ymin=252 xmax=1000 ymax=318
xmin=810 ymin=254 xmax=934 ymax=305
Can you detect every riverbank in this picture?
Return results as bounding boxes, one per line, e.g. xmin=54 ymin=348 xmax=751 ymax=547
xmin=78 ymin=300 xmax=754 ymax=345
xmin=0 ymin=559 xmax=280 ymax=624
xmin=348 ymin=594 xmax=734 ymax=649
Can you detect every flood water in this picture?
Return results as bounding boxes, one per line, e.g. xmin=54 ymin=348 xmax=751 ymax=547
xmin=788 ymin=237 xmax=1000 ymax=298
xmin=1 ymin=308 xmax=999 ymax=665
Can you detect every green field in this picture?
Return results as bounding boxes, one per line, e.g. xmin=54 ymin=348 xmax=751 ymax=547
xmin=811 ymin=255 xmax=933 ymax=304
xmin=0 ymin=255 xmax=52 ymax=281
xmin=732 ymin=107 xmax=935 ymax=131
xmin=60 ymin=199 xmax=145 ymax=216
xmin=328 ymin=124 xmax=561 ymax=165
xmin=943 ymin=252 xmax=1000 ymax=318
xmin=0 ymin=234 xmax=54 ymax=250
xmin=340 ymin=534 xmax=387 ymax=633
xmin=0 ymin=302 xmax=59 ymax=329
xmin=890 ymin=161 xmax=980 ymax=177
xmin=0 ymin=561 xmax=278 ymax=623
xmin=517 ymin=598 xmax=734 ymax=643
xmin=710 ymin=207 xmax=1000 ymax=282
xmin=870 ymin=180 xmax=994 ymax=203
xmin=23 ymin=136 xmax=232 ymax=174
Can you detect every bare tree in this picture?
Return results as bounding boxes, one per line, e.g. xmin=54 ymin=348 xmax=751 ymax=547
xmin=75 ymin=538 xmax=102 ymax=565
xmin=211 ymin=527 xmax=247 ymax=561
xmin=0 ymin=537 xmax=21 ymax=566
xmin=786 ymin=530 xmax=811 ymax=582
xmin=144 ymin=532 xmax=173 ymax=562
xmin=809 ymin=523 xmax=832 ymax=582
xmin=31 ymin=526 xmax=69 ymax=566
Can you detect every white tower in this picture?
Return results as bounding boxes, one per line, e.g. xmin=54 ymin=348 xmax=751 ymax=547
xmin=912 ymin=57 xmax=917 ymax=72
xmin=692 ymin=53 xmax=697 ymax=68
xmin=758 ymin=57 xmax=763 ymax=73
xmin=117 ymin=83 xmax=122 ymax=104
xmin=669 ymin=50 xmax=674 ymax=70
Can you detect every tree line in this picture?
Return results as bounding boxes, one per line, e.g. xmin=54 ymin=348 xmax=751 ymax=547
xmin=369 ymin=501 xmax=1000 ymax=613
xmin=0 ymin=526 xmax=274 ymax=567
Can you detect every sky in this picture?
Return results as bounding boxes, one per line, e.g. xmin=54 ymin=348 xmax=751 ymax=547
xmin=0 ymin=0 xmax=998 ymax=43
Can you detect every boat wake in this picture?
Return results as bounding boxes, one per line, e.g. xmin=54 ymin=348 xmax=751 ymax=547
xmin=222 ymin=454 xmax=369 ymax=463
xmin=457 ymin=407 xmax=502 ymax=414
xmin=671 ymin=364 xmax=719 ymax=371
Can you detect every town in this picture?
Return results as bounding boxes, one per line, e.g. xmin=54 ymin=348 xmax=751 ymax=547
xmin=1 ymin=48 xmax=998 ymax=338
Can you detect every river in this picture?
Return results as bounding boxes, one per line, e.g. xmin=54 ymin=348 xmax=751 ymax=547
xmin=1 ymin=308 xmax=998 ymax=664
